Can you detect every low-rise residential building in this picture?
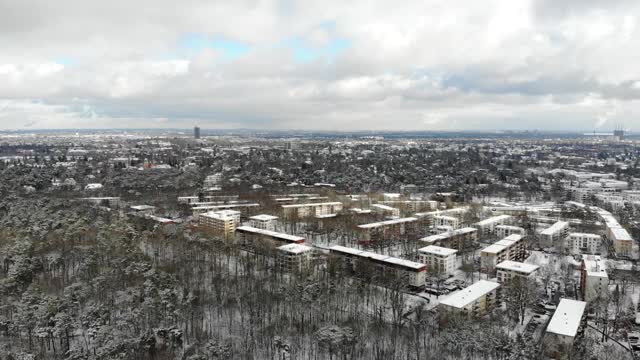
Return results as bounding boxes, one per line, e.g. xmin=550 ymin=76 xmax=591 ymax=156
xmin=235 ymin=226 xmax=305 ymax=250
xmin=439 ymin=280 xmax=501 ymax=317
xmin=539 ymin=221 xmax=569 ymax=246
xmin=199 ymin=210 xmax=241 ymax=239
xmin=277 ymin=243 xmax=314 ymax=271
xmin=495 ymin=225 xmax=526 ymax=239
xmin=249 ymin=214 xmax=278 ymax=231
xmin=419 ymin=227 xmax=478 ymax=251
xmin=433 ymin=215 xmax=460 ymax=230
xmin=371 ymin=204 xmax=401 ymax=218
xmin=474 ymin=215 xmax=512 ymax=236
xmin=567 ymin=233 xmax=602 ymax=254
xmin=418 ymin=245 xmax=458 ymax=275
xmin=611 ymin=227 xmax=634 ymax=258
xmin=329 ymin=245 xmax=427 ymax=287
xmin=380 ymin=200 xmax=437 ymax=212
xmin=357 ymin=217 xmax=418 ymax=243
xmin=597 ymin=208 xmax=637 ymax=259
xmin=543 ymin=299 xmax=587 ymax=359
xmin=480 ymin=235 xmax=526 ymax=273
xmin=580 ymin=255 xmax=609 ymax=302
xmin=282 ymin=202 xmax=343 ymax=218
xmin=496 ymin=261 xmax=539 ymax=283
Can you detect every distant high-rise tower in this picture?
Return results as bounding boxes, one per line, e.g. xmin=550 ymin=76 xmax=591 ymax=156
xmin=613 ymin=124 xmax=624 ymax=141
xmin=194 ymin=126 xmax=201 ymax=139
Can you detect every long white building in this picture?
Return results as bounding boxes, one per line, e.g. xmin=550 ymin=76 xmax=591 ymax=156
xmin=439 ymin=280 xmax=501 ymax=317
xmin=329 ymin=245 xmax=427 ymax=287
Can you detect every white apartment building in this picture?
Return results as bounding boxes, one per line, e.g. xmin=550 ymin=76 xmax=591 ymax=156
xmin=496 ymin=261 xmax=539 ymax=283
xmin=580 ymin=255 xmax=609 ymax=302
xmin=249 ymin=214 xmax=278 ymax=231
xmin=539 ymin=221 xmax=569 ymax=246
xmin=495 ymin=225 xmax=526 ymax=239
xmin=567 ymin=233 xmax=602 ymax=254
xmin=439 ymin=280 xmax=501 ymax=317
xmin=282 ymin=202 xmax=343 ymax=218
xmin=480 ymin=234 xmax=526 ymax=273
xmin=418 ymin=245 xmax=458 ymax=275
xmin=419 ymin=227 xmax=478 ymax=251
xmin=371 ymin=204 xmax=401 ymax=218
xmin=199 ymin=209 xmax=241 ymax=239
xmin=433 ymin=215 xmax=460 ymax=230
xmin=474 ymin=215 xmax=512 ymax=236
xmin=543 ymin=299 xmax=587 ymax=359
xmin=357 ymin=217 xmax=418 ymax=242
xmin=277 ymin=243 xmax=314 ymax=271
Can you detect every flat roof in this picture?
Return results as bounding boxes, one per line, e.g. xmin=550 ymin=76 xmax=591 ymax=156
xmin=540 ymin=221 xmax=569 ymax=235
xmin=496 ymin=260 xmax=539 ymax=274
xmin=494 ymin=239 xmax=518 ymax=247
xmin=250 ymin=214 xmax=278 ymax=221
xmin=193 ymin=203 xmax=259 ymax=210
xmin=568 ymin=232 xmax=601 ymax=238
xmin=277 ymin=243 xmax=313 ymax=254
xmin=372 ymin=204 xmax=397 ymax=211
xmin=329 ymin=245 xmax=426 ymax=271
xmin=419 ymin=234 xmax=446 ymax=243
xmin=546 ymin=299 xmax=587 ymax=337
xmin=475 ymin=215 xmax=511 ymax=226
xmin=130 ymin=205 xmax=155 ymax=210
xmin=610 ymin=227 xmax=633 ymax=241
xmin=503 ymin=234 xmax=523 ymax=242
xmin=481 ymin=244 xmax=507 ymax=254
xmin=236 ymin=226 xmax=305 ymax=242
xmin=414 ymin=206 xmax=468 ymax=218
xmin=582 ymin=255 xmax=608 ymax=278
xmin=495 ymin=225 xmax=524 ymax=230
xmin=358 ymin=217 xmax=418 ymax=229
xmin=440 ymin=280 xmax=501 ymax=309
xmin=433 ymin=215 xmax=459 ymax=221
xmin=418 ymin=245 xmax=458 ymax=257
xmin=281 ymin=202 xmax=342 ymax=208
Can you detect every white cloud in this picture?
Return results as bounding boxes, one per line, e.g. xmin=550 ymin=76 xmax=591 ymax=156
xmin=0 ymin=0 xmax=640 ymax=130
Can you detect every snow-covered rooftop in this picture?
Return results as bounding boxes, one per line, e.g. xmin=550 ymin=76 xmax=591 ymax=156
xmin=540 ymin=221 xmax=569 ymax=236
xmin=546 ymin=299 xmax=587 ymax=337
xmin=418 ymin=245 xmax=458 ymax=257
xmin=358 ymin=217 xmax=418 ymax=229
xmin=496 ymin=260 xmax=539 ymax=274
xmin=582 ymin=255 xmax=608 ymax=278
xmin=329 ymin=245 xmax=426 ymax=271
xmin=475 ymin=215 xmax=511 ymax=227
xmin=250 ymin=214 xmax=278 ymax=221
xmin=277 ymin=243 xmax=313 ymax=254
xmin=481 ymin=244 xmax=507 ymax=254
xmin=440 ymin=280 xmax=500 ymax=309
xmin=236 ymin=226 xmax=305 ymax=242
xmin=281 ymin=202 xmax=342 ymax=208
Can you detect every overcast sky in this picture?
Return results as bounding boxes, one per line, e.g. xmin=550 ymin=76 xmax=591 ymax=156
xmin=1 ymin=0 xmax=640 ymax=131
